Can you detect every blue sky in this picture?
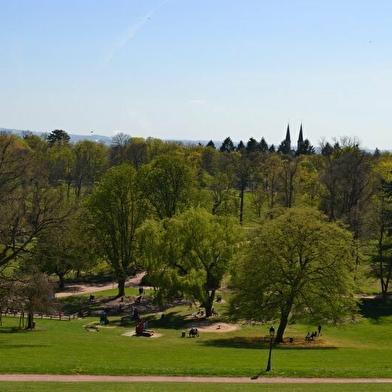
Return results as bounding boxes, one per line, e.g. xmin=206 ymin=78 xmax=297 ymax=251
xmin=1 ymin=0 xmax=391 ymax=149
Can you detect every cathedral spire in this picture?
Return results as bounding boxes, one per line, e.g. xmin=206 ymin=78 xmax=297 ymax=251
xmin=297 ymin=123 xmax=304 ymax=150
xmin=285 ymin=124 xmax=291 ymax=143
xmin=285 ymin=123 xmax=291 ymax=152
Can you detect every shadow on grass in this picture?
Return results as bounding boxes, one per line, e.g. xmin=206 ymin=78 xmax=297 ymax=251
xmin=200 ymin=336 xmax=339 ymax=350
xmin=359 ymin=298 xmax=392 ymax=321
xmin=108 ymin=310 xmax=189 ymax=330
xmin=0 ymin=326 xmax=25 ymax=334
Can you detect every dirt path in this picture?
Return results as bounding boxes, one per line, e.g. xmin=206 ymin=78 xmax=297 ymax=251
xmin=0 ymin=374 xmax=392 ymax=383
xmin=55 ymin=273 xmax=147 ymax=298
xmin=48 ymin=279 xmax=392 ymax=383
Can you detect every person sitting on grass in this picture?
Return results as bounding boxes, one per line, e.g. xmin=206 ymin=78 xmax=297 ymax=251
xmin=189 ymin=328 xmax=199 ymax=337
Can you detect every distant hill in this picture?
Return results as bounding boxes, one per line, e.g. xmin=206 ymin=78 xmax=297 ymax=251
xmin=0 ymin=127 xmax=215 ymax=147
xmin=1 ymin=127 xmax=112 ymax=145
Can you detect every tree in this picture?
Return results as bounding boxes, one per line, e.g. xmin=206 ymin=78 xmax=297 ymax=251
xmin=220 ymin=137 xmax=235 ymax=153
xmin=246 ymin=137 xmax=259 ymax=153
xmin=259 ymin=137 xmax=269 ymax=153
xmin=137 ymin=154 xmax=194 ymax=219
xmin=370 ymin=179 xmax=392 ymax=304
xmin=279 ymin=156 xmax=299 ymax=208
xmin=319 ymin=139 xmax=375 ymax=236
xmin=72 ymin=140 xmax=108 ymax=198
xmin=206 ymin=140 xmax=215 ymax=149
xmin=0 ymin=135 xmax=68 ymax=269
xmin=228 ymin=207 xmax=357 ymax=343
xmin=46 ymin=129 xmax=70 ymax=146
xmin=233 ymin=152 xmax=253 ymax=224
xmin=35 ymin=210 xmax=97 ymax=288
xmin=261 ymin=154 xmax=283 ymax=211
xmin=85 ymin=164 xmax=148 ymax=297
xmin=277 ymin=139 xmax=291 ymax=155
xmin=296 ymin=139 xmax=315 ymax=156
xmin=139 ymin=208 xmax=241 ymax=317
xmin=11 ymin=261 xmax=56 ymax=330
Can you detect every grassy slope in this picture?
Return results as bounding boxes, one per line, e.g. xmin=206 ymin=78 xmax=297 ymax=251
xmin=0 ymin=287 xmax=391 ymax=379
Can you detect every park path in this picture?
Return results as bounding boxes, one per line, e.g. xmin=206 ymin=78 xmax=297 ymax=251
xmin=0 ymin=375 xmax=392 ymax=383
xmin=47 ymin=277 xmax=392 ymax=384
xmin=55 ymin=273 xmax=147 ymax=298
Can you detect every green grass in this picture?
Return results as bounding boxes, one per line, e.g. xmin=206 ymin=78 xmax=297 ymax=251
xmin=1 ymin=293 xmax=392 ymax=380
xmin=2 ymin=383 xmax=392 ymax=392
xmin=1 ymin=383 xmax=392 ymax=392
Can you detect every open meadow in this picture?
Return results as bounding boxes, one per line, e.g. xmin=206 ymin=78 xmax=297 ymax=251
xmin=1 ymin=286 xmax=392 ymax=390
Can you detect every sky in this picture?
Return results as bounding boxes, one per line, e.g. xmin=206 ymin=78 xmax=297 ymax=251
xmin=1 ymin=0 xmax=392 ymax=149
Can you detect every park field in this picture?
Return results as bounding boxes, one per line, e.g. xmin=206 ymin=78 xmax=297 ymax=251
xmin=0 ymin=288 xmax=391 ymax=390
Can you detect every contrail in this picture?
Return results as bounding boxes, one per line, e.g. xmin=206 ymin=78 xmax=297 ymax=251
xmin=99 ymin=0 xmax=170 ymax=72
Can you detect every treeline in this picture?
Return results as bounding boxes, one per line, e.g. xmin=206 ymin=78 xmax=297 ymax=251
xmin=0 ymin=129 xmax=391 ymax=333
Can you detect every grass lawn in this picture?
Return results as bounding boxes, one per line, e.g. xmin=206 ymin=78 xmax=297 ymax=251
xmin=2 ymin=382 xmax=392 ymax=392
xmin=0 ymin=288 xmax=391 ymax=382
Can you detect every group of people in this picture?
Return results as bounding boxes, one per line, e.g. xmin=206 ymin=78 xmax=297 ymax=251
xmin=305 ymin=325 xmax=322 ymax=340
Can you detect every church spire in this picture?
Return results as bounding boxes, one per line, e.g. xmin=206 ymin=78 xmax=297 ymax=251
xmin=285 ymin=124 xmax=291 ymax=143
xmin=285 ymin=123 xmax=291 ymax=152
xmin=297 ymin=123 xmax=304 ymax=150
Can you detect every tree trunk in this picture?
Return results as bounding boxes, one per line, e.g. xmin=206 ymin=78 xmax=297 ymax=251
xmin=58 ymin=273 xmax=65 ymax=289
xmin=204 ymin=290 xmax=216 ymax=317
xmin=117 ymin=277 xmax=126 ymax=298
xmin=26 ymin=311 xmax=35 ymax=330
xmin=276 ymin=302 xmax=293 ymax=343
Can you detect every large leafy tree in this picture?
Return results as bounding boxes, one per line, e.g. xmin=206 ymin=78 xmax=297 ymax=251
xmin=35 ymin=210 xmax=97 ymax=289
xmin=228 ymin=207 xmax=357 ymax=343
xmin=137 ymin=154 xmax=194 ymax=219
xmin=140 ymin=208 xmax=241 ymax=316
xmin=319 ymin=139 xmax=375 ymax=236
xmin=85 ymin=164 xmax=148 ymax=297
xmin=370 ymin=178 xmax=392 ymax=304
xmin=0 ymin=134 xmax=68 ymax=269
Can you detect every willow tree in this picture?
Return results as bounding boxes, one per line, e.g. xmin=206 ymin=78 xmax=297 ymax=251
xmin=85 ymin=164 xmax=148 ymax=297
xmin=228 ymin=207 xmax=357 ymax=343
xmin=139 ymin=208 xmax=241 ymax=316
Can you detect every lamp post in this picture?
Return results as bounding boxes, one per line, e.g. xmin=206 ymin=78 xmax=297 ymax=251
xmin=266 ymin=325 xmax=275 ymax=372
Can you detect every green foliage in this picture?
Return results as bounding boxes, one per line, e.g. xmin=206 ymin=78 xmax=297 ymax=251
xmin=137 ymin=154 xmax=196 ymax=219
xmin=85 ymin=164 xmax=148 ymax=296
xmin=139 ymin=208 xmax=242 ymax=315
xmin=228 ymin=207 xmax=358 ymax=342
xmin=46 ymin=129 xmax=70 ymax=146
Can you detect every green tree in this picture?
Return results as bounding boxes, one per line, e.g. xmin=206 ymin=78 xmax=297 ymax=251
xmin=73 ymin=140 xmax=108 ymax=198
xmin=137 ymin=154 xmax=194 ymax=219
xmin=35 ymin=210 xmax=97 ymax=288
xmin=85 ymin=164 xmax=148 ymax=297
xmin=0 ymin=133 xmax=68 ymax=268
xmin=370 ymin=179 xmax=392 ymax=304
xmin=46 ymin=129 xmax=70 ymax=146
xmin=140 ymin=208 xmax=241 ymax=316
xmin=219 ymin=137 xmax=235 ymax=153
xmin=228 ymin=207 xmax=357 ymax=343
xmin=11 ymin=262 xmax=56 ymax=330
